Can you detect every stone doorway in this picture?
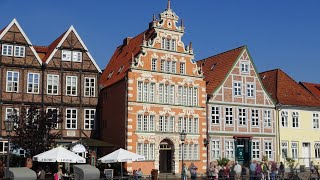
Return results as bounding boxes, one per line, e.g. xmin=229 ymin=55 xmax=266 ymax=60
xmin=159 ymin=139 xmax=174 ymax=173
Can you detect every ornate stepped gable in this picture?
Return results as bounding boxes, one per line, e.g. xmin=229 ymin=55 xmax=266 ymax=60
xmin=260 ymin=69 xmax=320 ymax=107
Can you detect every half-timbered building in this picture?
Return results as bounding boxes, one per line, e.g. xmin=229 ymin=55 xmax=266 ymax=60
xmin=99 ymin=1 xmax=207 ymax=175
xmin=0 ymin=19 xmax=101 ymax=156
xmin=197 ymin=46 xmax=276 ymax=166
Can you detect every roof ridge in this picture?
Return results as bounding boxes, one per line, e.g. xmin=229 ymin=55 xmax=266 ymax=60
xmin=259 ymin=68 xmax=281 ymax=74
xmin=196 ymin=45 xmax=245 ymax=62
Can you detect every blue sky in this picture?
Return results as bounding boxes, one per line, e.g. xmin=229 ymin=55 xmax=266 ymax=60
xmin=1 ymin=0 xmax=319 ymax=83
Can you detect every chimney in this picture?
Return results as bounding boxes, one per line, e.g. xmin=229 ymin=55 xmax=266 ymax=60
xmin=123 ymin=37 xmax=133 ymax=45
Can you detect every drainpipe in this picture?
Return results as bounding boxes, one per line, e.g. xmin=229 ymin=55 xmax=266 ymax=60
xmin=276 ymin=104 xmax=281 ymax=163
xmin=206 ymin=95 xmax=209 ymax=172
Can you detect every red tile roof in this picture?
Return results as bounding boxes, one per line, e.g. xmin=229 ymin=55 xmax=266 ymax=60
xmin=34 ymin=46 xmax=49 ymax=53
xmin=99 ymin=29 xmax=155 ymax=87
xmin=196 ymin=46 xmax=245 ymax=94
xmin=300 ymin=82 xmax=320 ymax=100
xmin=260 ymin=69 xmax=320 ymax=107
xmin=42 ymin=31 xmax=67 ymax=62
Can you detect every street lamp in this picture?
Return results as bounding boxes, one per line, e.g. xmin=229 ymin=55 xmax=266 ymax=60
xmin=4 ymin=117 xmax=14 ymax=179
xmin=179 ymin=130 xmax=186 ymax=177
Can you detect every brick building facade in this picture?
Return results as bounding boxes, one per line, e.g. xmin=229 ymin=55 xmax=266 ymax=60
xmin=0 ymin=19 xmax=101 ymax=156
xmin=99 ymin=2 xmax=207 ymax=175
xmin=197 ymin=46 xmax=276 ymax=166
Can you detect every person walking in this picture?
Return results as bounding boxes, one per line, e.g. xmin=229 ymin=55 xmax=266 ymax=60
xmin=234 ymin=161 xmax=242 ymax=180
xmin=250 ymin=160 xmax=257 ymax=180
xmin=188 ymin=162 xmax=198 ymax=180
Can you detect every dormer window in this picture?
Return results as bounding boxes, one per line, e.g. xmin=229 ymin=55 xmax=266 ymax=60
xmin=62 ymin=50 xmax=82 ymax=62
xmin=162 ymin=37 xmax=176 ymax=51
xmin=118 ymin=66 xmax=124 ymax=74
xmin=240 ymin=62 xmax=249 ymax=74
xmin=2 ymin=44 xmax=25 ymax=57
xmin=107 ymin=71 xmax=113 ymax=79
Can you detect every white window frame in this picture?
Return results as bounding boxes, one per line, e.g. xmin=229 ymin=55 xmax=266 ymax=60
xmin=233 ymin=81 xmax=242 ymax=96
xmin=211 ymin=106 xmax=220 ymax=124
xmin=238 ymin=108 xmax=247 ymax=126
xmin=265 ymin=141 xmax=272 ymax=160
xmin=66 ymin=76 xmax=78 ymax=96
xmin=240 ymin=62 xmax=249 ymax=74
xmin=27 ymin=72 xmax=40 ymax=94
xmin=225 ymin=107 xmax=233 ymax=125
xmin=264 ymin=110 xmax=271 ymax=127
xmin=313 ymin=113 xmax=319 ymax=129
xmin=281 ymin=111 xmax=288 ymax=127
xmin=160 ymin=60 xmax=165 ymax=72
xmin=0 ymin=141 xmax=9 ymax=154
xmin=62 ymin=50 xmax=82 ymax=62
xmin=47 ymin=74 xmax=59 ymax=95
xmin=151 ymin=58 xmax=157 ymax=71
xmin=281 ymin=141 xmax=288 ymax=158
xmin=171 ymin=61 xmax=176 ymax=73
xmin=180 ymin=62 xmax=185 ymax=74
xmin=315 ymin=142 xmax=320 ymax=159
xmin=14 ymin=46 xmax=25 ymax=57
xmin=137 ymin=143 xmax=155 ymax=160
xmin=291 ymin=142 xmax=298 ymax=159
xmin=211 ymin=140 xmax=220 ymax=160
xmin=246 ymin=83 xmax=255 ymax=97
xmin=84 ymin=109 xmax=95 ymax=130
xmin=66 ymin=108 xmax=77 ymax=129
xmin=6 ymin=71 xmax=19 ymax=92
xmin=2 ymin=44 xmax=13 ymax=56
xmin=84 ymin=77 xmax=95 ymax=97
xmin=252 ymin=141 xmax=260 ymax=159
xmin=47 ymin=107 xmax=59 ymax=129
xmin=292 ymin=112 xmax=299 ymax=128
xmin=225 ymin=140 xmax=234 ymax=159
xmin=251 ymin=109 xmax=259 ymax=126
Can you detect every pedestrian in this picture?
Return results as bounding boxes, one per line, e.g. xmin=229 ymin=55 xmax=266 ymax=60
xmin=256 ymin=162 xmax=262 ymax=180
xmin=136 ymin=168 xmax=143 ymax=179
xmin=233 ymin=161 xmax=242 ymax=180
xmin=310 ymin=161 xmax=315 ymax=174
xmin=188 ymin=162 xmax=198 ymax=180
xmin=223 ymin=165 xmax=230 ymax=180
xmin=208 ymin=162 xmax=215 ymax=179
xmin=212 ymin=165 xmax=219 ymax=180
xmin=181 ymin=163 xmax=187 ymax=180
xmin=250 ymin=160 xmax=257 ymax=180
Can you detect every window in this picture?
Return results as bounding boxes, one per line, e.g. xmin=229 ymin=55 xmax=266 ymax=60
xmin=211 ymin=106 xmax=220 ymax=124
xmin=240 ymin=62 xmax=249 ymax=73
xmin=2 ymin=44 xmax=13 ymax=56
xmin=161 ymin=38 xmax=165 ymax=49
xmin=265 ymin=141 xmax=272 ymax=160
xmin=143 ymin=83 xmax=148 ymax=102
xmin=264 ymin=110 xmax=271 ymax=127
xmin=169 ymin=85 xmax=174 ymax=104
xmin=151 ymin=58 xmax=157 ymax=71
xmin=281 ymin=111 xmax=288 ymax=127
xmin=315 ymin=143 xmax=320 ymax=158
xmin=160 ymin=60 xmax=165 ymax=72
xmin=225 ymin=107 xmax=233 ymax=125
xmin=313 ymin=113 xmax=319 ymax=129
xmin=66 ymin=109 xmax=77 ymax=129
xmin=149 ymin=83 xmax=155 ymax=102
xmin=84 ymin=109 xmax=95 ymax=130
xmin=252 ymin=141 xmax=260 ymax=159
xmin=27 ymin=73 xmax=40 ymax=93
xmin=233 ymin=82 xmax=242 ymax=96
xmin=84 ymin=77 xmax=95 ymax=97
xmin=62 ymin=50 xmax=82 ymax=62
xmin=182 ymin=87 xmax=187 ymax=105
xmin=281 ymin=141 xmax=288 ymax=158
xmin=188 ymin=87 xmax=193 ymax=105
xmin=159 ymin=84 xmax=164 ymax=103
xmin=164 ymin=85 xmax=169 ymax=104
xmin=66 ymin=76 xmax=77 ymax=96
xmin=177 ymin=86 xmax=182 ymax=105
xmin=137 ymin=114 xmax=155 ymax=132
xmin=165 ymin=61 xmax=171 ymax=72
xmin=251 ymin=109 xmax=259 ymax=126
xmin=292 ymin=112 xmax=299 ymax=128
xmin=14 ymin=46 xmax=25 ymax=57
xmin=165 ymin=38 xmax=170 ymax=50
xmin=238 ymin=108 xmax=246 ymax=125
xmin=225 ymin=140 xmax=234 ymax=159
xmin=171 ymin=39 xmax=176 ymax=51
xmin=47 ymin=108 xmax=59 ymax=129
xmin=0 ymin=141 xmax=9 ymax=154
xmin=118 ymin=66 xmax=124 ymax=74
xmin=247 ymin=83 xmax=254 ymax=97
xmin=291 ymin=142 xmax=298 ymax=159
xmin=180 ymin=62 xmax=185 ymax=74
xmin=179 ymin=144 xmax=199 ymax=160
xmin=159 ymin=116 xmax=174 ymax=132
xmin=178 ymin=116 xmax=198 ymax=133
xmin=5 ymin=108 xmax=18 ymax=121
xmin=171 ymin=61 xmax=176 ymax=73
xmin=6 ymin=71 xmax=19 ymax=92
xmin=137 ymin=143 xmax=155 ymax=160
xmin=47 ymin=74 xmax=59 ymax=95
xmin=211 ymin=140 xmax=220 ymax=159
xmin=193 ymin=88 xmax=198 ymax=106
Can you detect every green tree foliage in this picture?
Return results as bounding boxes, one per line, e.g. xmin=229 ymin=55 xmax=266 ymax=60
xmin=10 ymin=106 xmax=62 ymax=157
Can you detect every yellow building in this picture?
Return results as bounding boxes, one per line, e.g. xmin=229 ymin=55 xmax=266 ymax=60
xmin=261 ymin=69 xmax=320 ymax=167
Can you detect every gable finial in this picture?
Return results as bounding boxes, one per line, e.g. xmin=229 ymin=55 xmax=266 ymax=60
xmin=153 ymin=14 xmax=156 ymax=21
xmin=167 ymin=0 xmax=171 ymax=10
xmin=189 ymin=41 xmax=192 ymax=50
xmin=181 ymin=19 xmax=184 ymax=28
